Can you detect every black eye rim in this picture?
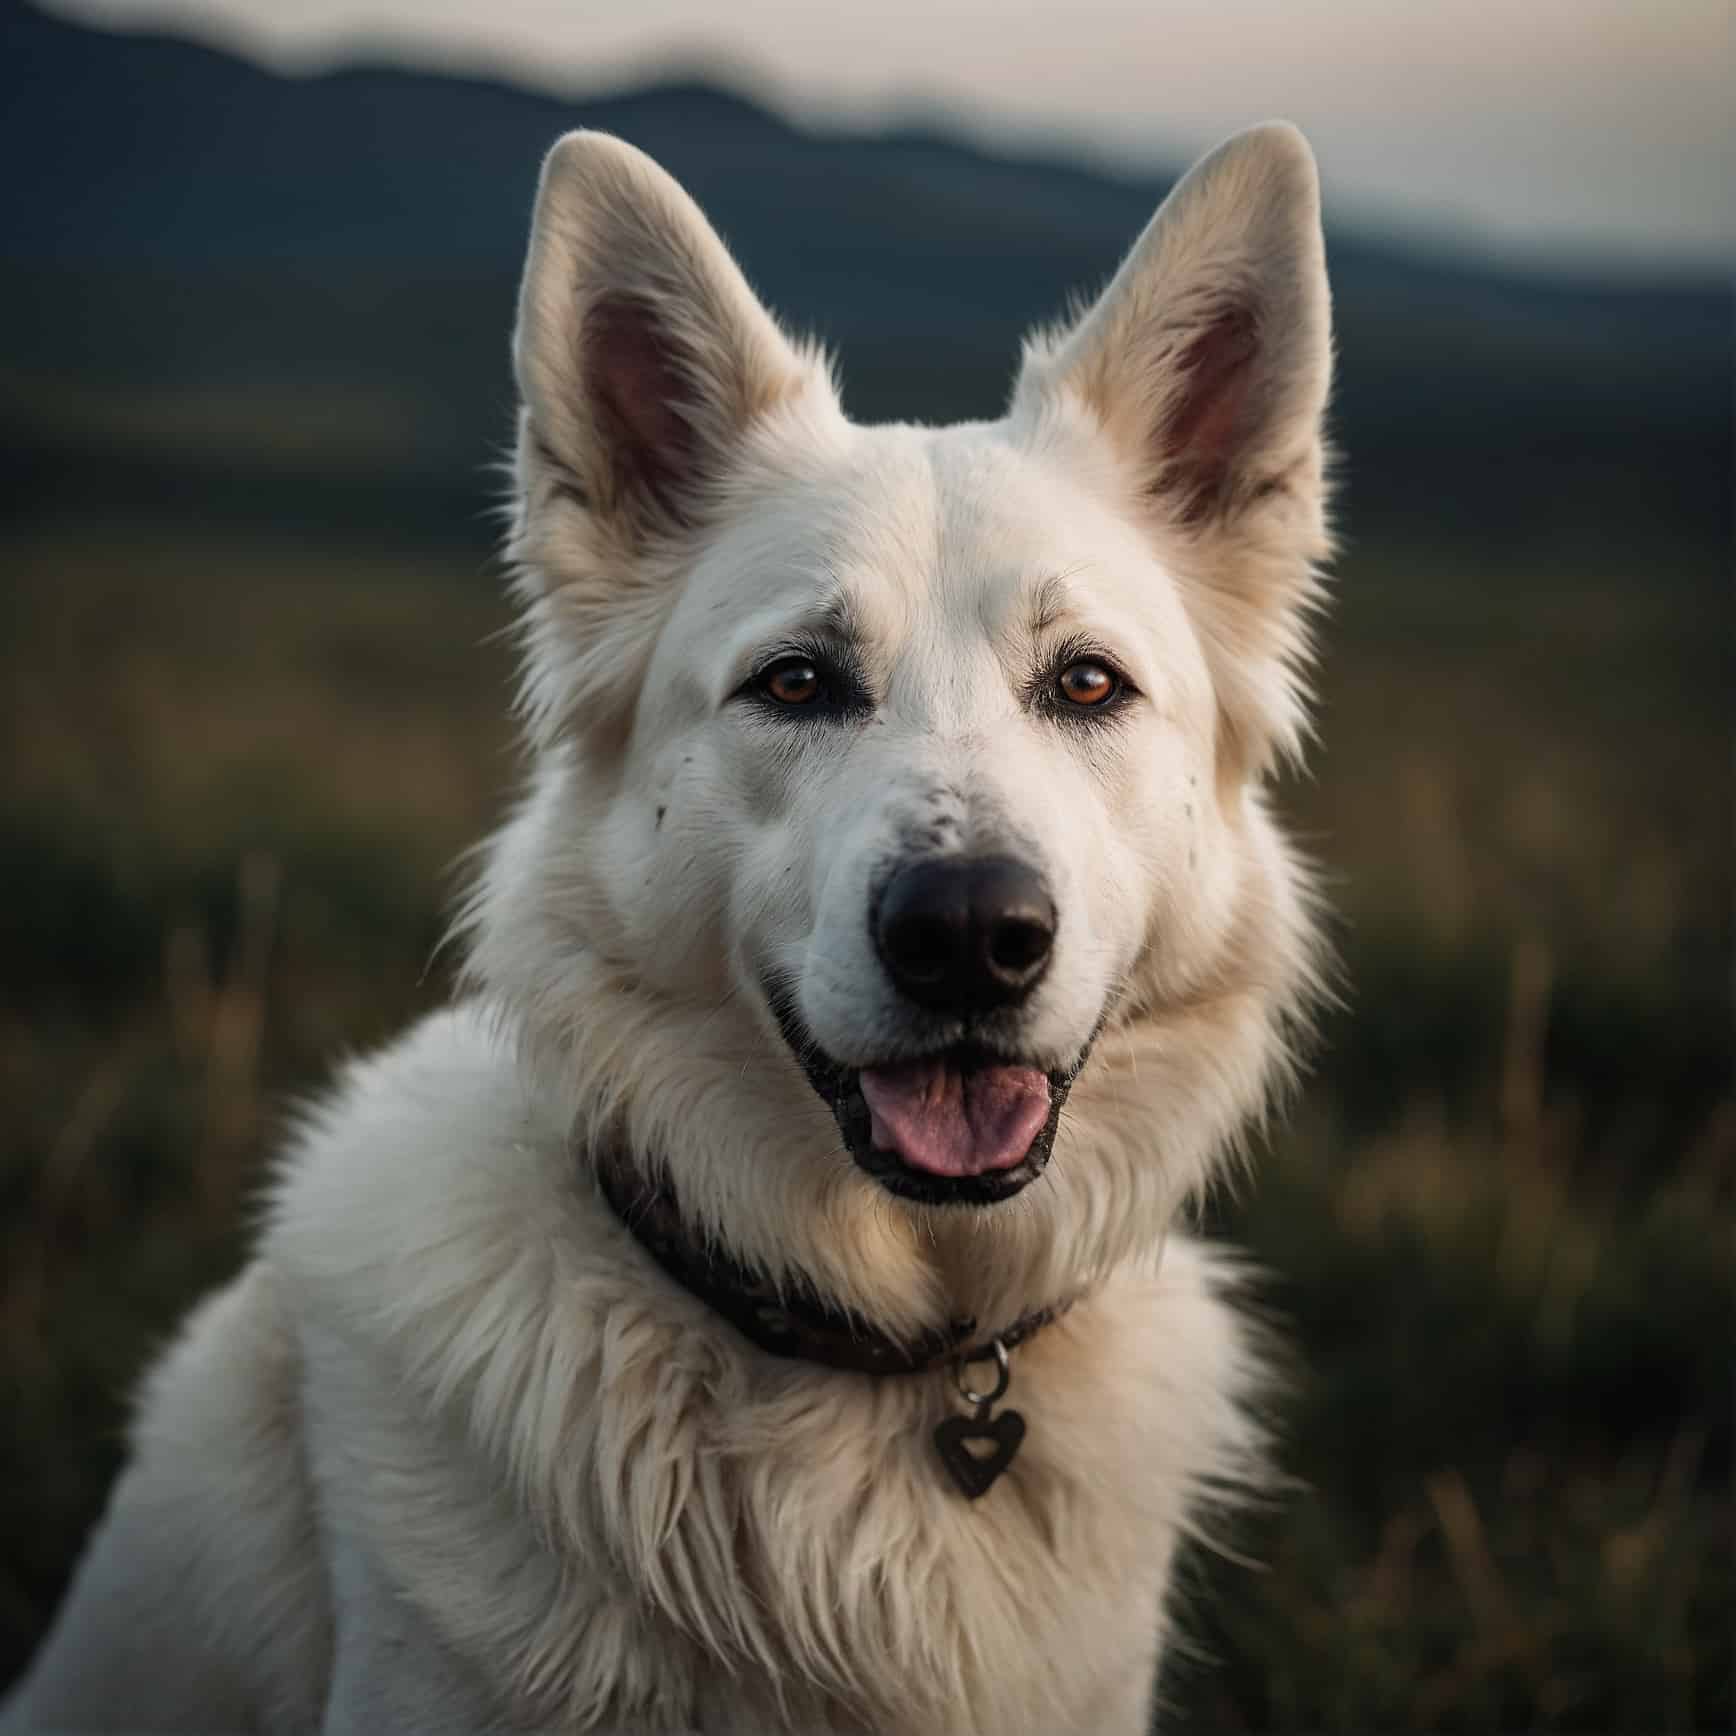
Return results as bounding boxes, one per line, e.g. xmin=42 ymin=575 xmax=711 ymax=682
xmin=757 ymin=654 xmax=823 ymax=706
xmin=1055 ymin=656 xmax=1122 ymax=709
xmin=1032 ymin=642 xmax=1139 ymax=721
xmin=739 ymin=644 xmax=872 ymax=720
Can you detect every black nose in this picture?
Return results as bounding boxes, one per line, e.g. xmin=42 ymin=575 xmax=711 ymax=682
xmin=874 ymin=856 xmax=1056 ymax=1014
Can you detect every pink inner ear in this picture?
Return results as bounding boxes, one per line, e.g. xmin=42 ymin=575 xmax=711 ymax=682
xmin=1162 ymin=304 xmax=1260 ymax=517
xmin=585 ymin=294 xmax=700 ymax=523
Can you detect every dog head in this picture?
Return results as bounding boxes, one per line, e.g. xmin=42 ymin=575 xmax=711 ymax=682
xmin=465 ymin=126 xmax=1332 ymax=1333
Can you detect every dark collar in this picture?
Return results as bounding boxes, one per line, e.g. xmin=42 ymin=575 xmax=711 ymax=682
xmin=593 ymin=1144 xmax=1067 ymax=1376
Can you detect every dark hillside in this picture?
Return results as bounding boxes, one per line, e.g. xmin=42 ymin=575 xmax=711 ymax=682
xmin=2 ymin=0 xmax=1727 ymax=553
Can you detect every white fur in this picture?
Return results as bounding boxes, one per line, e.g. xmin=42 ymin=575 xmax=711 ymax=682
xmin=6 ymin=122 xmax=1332 ymax=1734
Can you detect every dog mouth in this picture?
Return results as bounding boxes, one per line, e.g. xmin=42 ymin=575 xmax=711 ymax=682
xmin=762 ymin=977 xmax=1089 ymax=1206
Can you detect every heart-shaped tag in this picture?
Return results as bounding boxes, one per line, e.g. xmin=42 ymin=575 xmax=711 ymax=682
xmin=933 ymin=1408 xmax=1026 ymax=1499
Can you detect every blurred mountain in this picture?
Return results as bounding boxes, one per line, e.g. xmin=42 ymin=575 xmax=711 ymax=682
xmin=1 ymin=0 xmax=1728 ymax=553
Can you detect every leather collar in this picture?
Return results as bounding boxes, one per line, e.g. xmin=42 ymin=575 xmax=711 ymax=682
xmin=593 ymin=1144 xmax=1068 ymax=1376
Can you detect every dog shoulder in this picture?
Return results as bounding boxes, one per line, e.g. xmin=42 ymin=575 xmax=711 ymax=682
xmin=260 ymin=1000 xmax=637 ymax=1496
xmin=265 ymin=1001 xmax=582 ymax=1321
xmin=4 ymin=1262 xmax=329 ymax=1730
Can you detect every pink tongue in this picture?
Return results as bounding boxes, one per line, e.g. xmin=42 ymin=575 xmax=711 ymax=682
xmin=857 ymin=1059 xmax=1051 ymax=1177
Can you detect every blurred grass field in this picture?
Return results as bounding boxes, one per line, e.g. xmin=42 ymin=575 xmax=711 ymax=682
xmin=0 ymin=511 xmax=1729 ymax=1731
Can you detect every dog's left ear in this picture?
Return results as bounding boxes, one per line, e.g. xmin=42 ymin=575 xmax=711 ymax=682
xmin=1012 ymin=122 xmax=1332 ymax=770
xmin=1012 ymin=122 xmax=1331 ymax=535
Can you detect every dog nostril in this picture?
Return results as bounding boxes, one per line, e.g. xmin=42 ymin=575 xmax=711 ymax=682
xmin=988 ymin=917 xmax=1052 ymax=979
xmin=887 ymin=913 xmax=955 ymax=983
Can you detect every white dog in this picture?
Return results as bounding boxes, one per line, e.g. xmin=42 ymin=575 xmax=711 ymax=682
xmin=6 ymin=119 xmax=1333 ymax=1734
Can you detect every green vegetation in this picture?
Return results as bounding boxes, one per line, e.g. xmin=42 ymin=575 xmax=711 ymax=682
xmin=0 ymin=513 xmax=1727 ymax=1730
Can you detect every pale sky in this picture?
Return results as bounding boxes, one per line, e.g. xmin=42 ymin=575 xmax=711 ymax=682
xmin=48 ymin=0 xmax=1736 ymax=273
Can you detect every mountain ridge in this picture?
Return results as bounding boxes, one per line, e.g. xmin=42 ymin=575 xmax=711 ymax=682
xmin=2 ymin=0 xmax=1727 ymax=551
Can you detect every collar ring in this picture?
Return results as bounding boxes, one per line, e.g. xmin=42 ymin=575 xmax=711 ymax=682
xmin=954 ymin=1337 xmax=1011 ymax=1409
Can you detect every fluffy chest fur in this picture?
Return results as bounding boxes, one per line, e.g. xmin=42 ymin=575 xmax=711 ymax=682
xmin=267 ymin=1005 xmax=1261 ymax=1735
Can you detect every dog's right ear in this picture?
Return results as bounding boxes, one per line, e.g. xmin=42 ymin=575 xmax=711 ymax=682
xmin=513 ymin=132 xmax=820 ymax=547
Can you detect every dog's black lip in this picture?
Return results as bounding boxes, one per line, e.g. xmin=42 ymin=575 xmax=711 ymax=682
xmin=761 ymin=972 xmax=1090 ymax=1207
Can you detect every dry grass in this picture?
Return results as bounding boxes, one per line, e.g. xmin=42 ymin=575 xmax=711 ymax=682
xmin=0 ymin=516 xmax=1728 ymax=1728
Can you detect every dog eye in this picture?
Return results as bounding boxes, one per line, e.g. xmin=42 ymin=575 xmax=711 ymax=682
xmin=1056 ymin=660 xmax=1119 ymax=707
xmin=758 ymin=657 xmax=823 ymax=706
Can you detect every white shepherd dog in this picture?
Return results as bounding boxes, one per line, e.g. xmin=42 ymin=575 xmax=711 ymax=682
xmin=7 ymin=121 xmax=1333 ymax=1734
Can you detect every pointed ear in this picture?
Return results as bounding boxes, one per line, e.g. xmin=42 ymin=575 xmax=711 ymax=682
xmin=1013 ymin=124 xmax=1333 ymax=776
xmin=513 ymin=131 xmax=822 ymax=544
xmin=1012 ymin=122 xmax=1331 ymax=536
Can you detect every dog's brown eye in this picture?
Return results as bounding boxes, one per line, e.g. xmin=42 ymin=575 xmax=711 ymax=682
xmin=761 ymin=660 xmax=821 ymax=705
xmin=1057 ymin=660 xmax=1117 ymax=707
